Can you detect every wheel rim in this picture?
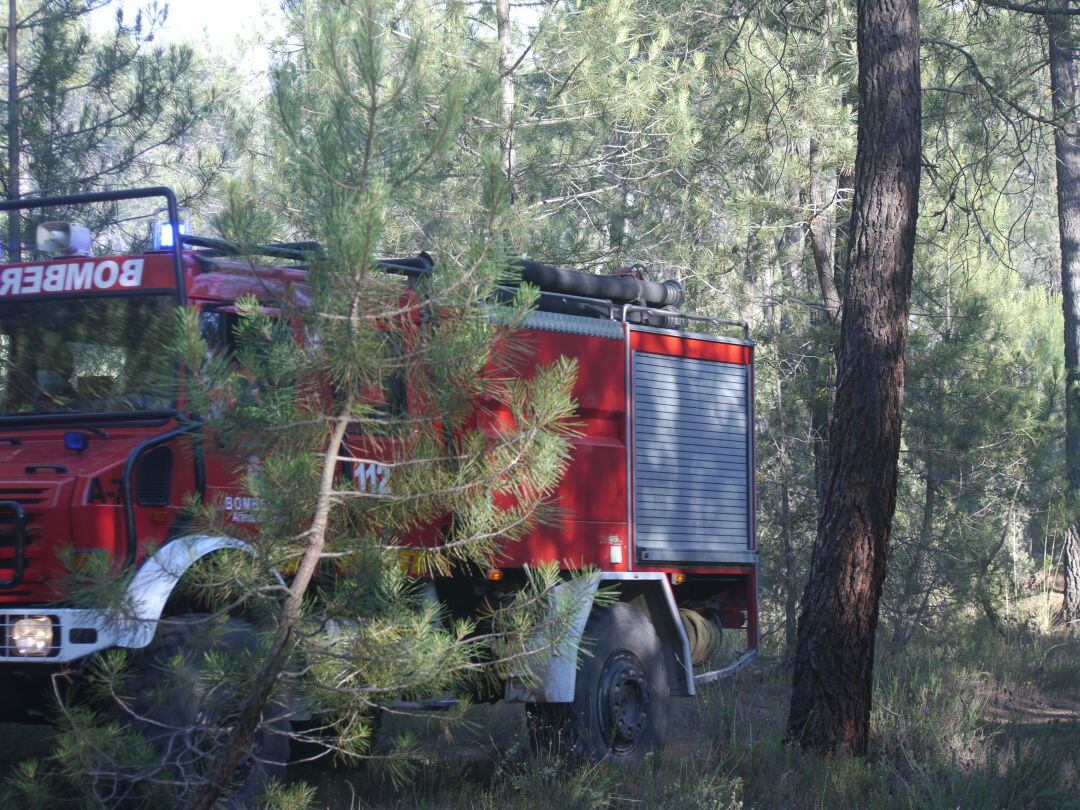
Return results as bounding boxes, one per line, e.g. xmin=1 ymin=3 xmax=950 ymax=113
xmin=597 ymin=651 xmax=650 ymax=754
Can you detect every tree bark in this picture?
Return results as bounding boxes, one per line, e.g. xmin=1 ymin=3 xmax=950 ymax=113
xmin=806 ymin=152 xmax=844 ymax=503
xmin=496 ymin=0 xmax=516 ymax=204
xmin=808 ymin=146 xmax=841 ymax=327
xmin=804 ymin=322 xmax=832 ymax=506
xmin=6 ymin=0 xmax=19 ymax=261
xmin=787 ymin=0 xmax=921 ymax=756
xmin=1047 ymin=14 xmax=1080 ymax=629
xmin=801 ymin=0 xmax=840 ymax=505
xmin=806 ymin=151 xmax=840 ymax=506
xmin=1064 ymin=527 xmax=1080 ymax=628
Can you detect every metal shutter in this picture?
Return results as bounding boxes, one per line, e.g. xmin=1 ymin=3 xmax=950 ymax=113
xmin=632 ymin=351 xmax=753 ymax=564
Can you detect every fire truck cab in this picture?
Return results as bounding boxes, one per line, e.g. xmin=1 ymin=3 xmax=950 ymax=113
xmin=0 ymin=188 xmax=757 ymax=766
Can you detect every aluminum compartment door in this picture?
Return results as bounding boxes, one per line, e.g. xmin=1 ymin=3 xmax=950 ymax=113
xmin=632 ymin=351 xmax=753 ymax=564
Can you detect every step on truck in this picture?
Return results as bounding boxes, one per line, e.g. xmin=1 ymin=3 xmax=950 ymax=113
xmin=0 ymin=187 xmax=758 ymax=772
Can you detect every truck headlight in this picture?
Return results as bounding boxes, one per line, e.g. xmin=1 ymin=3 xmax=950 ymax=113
xmin=11 ymin=616 xmax=53 ymax=656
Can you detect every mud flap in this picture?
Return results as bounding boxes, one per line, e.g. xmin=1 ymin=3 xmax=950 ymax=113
xmin=504 ymin=572 xmax=694 ymax=703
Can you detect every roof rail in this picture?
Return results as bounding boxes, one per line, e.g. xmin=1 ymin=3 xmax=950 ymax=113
xmin=181 ymin=235 xmax=321 ymax=262
xmin=182 ymin=236 xmax=434 ymax=278
xmin=621 ymin=304 xmax=751 ymax=340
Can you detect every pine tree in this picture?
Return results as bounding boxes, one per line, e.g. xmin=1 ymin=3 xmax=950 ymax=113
xmin=6 ymin=1 xmax=585 ymax=805
xmin=1046 ymin=13 xmax=1080 ymax=630
xmin=786 ymin=0 xmax=922 ymax=754
xmin=1 ymin=1 xmax=217 ymax=258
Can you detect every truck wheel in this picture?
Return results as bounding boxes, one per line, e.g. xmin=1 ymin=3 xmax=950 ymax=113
xmin=526 ymin=602 xmax=669 ymax=763
xmin=120 ymin=614 xmax=290 ymax=807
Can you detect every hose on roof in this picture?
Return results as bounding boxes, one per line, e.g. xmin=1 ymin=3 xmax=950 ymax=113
xmin=512 ymin=260 xmax=684 ymax=308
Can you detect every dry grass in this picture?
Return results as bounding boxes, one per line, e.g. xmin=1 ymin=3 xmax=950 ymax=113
xmin=0 ymin=620 xmax=1075 ymax=808
xmin=287 ymin=622 xmax=1079 ymax=809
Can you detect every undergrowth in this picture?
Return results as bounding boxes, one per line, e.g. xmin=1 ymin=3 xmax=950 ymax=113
xmin=289 ymin=620 xmax=1078 ymax=809
xmin=0 ymin=619 xmax=1073 ymax=808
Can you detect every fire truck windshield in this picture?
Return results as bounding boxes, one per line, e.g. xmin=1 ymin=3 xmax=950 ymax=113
xmin=0 ymin=294 xmax=175 ymax=418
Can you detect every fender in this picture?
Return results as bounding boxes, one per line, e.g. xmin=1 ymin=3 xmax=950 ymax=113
xmin=116 ymin=534 xmax=262 ymax=648
xmin=503 ymin=571 xmax=695 ymax=703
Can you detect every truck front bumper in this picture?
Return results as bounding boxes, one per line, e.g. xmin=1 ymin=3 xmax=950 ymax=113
xmin=0 ymin=608 xmax=137 ymax=663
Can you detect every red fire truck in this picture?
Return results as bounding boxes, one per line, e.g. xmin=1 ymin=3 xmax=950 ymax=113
xmin=0 ymin=188 xmax=757 ymax=768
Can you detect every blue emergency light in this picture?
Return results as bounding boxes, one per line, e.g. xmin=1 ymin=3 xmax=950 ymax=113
xmin=152 ymin=220 xmax=188 ymax=250
xmin=63 ymin=432 xmax=88 ymax=453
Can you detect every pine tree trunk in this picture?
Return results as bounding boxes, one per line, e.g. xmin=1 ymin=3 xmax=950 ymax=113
xmin=607 ymin=129 xmax=629 ymax=259
xmin=787 ymin=0 xmax=921 ymax=755
xmin=805 ymin=154 xmax=843 ymax=505
xmin=5 ymin=0 xmax=19 ymax=261
xmin=774 ymin=317 xmax=799 ymax=655
xmin=808 ymin=152 xmax=841 ymax=325
xmin=774 ymin=199 xmax=804 ymax=657
xmin=805 ymin=167 xmax=853 ymax=506
xmin=188 ymin=400 xmax=355 ymax=809
xmin=496 ymin=0 xmax=516 ymax=204
xmin=1064 ymin=528 xmax=1080 ymax=629
xmin=1047 ymin=14 xmax=1080 ymax=629
xmin=803 ymin=0 xmax=839 ymax=506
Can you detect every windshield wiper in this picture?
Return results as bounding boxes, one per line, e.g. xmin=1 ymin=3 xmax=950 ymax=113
xmin=0 ymin=410 xmax=178 ymax=429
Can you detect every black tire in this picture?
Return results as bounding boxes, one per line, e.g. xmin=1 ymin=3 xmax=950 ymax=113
xmin=526 ymin=602 xmax=670 ymax=763
xmin=116 ymin=614 xmax=290 ymax=808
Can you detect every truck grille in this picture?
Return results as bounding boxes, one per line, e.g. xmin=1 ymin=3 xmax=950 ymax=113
xmin=0 ymin=487 xmax=49 ymax=590
xmin=137 ymin=447 xmax=172 ymax=506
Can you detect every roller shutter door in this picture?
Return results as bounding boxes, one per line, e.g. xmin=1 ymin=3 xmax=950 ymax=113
xmin=632 ymin=351 xmax=752 ymax=563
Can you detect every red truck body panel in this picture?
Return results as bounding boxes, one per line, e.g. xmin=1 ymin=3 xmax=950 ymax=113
xmin=0 ymin=248 xmax=758 ymax=650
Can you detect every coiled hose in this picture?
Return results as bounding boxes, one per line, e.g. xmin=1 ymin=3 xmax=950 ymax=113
xmin=680 ymin=608 xmax=723 ymax=666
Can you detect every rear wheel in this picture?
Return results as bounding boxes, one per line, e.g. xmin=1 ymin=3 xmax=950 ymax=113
xmin=527 ymin=602 xmax=670 ymax=763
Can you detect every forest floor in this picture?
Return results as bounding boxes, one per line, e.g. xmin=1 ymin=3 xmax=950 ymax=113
xmin=291 ymin=621 xmax=1080 ymax=809
xmin=0 ymin=620 xmax=1075 ymax=808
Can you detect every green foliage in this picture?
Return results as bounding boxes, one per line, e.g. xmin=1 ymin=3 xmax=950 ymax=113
xmin=2 ymin=0 xmax=1078 ymax=801
xmin=257 ymin=779 xmax=318 ymax=810
xmin=195 ymin=0 xmax=587 ymax=771
xmin=10 ymin=1 xmax=588 ymax=803
xmin=2 ymin=1 xmax=222 ymax=247
xmin=278 ymin=628 xmax=1075 ymax=808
